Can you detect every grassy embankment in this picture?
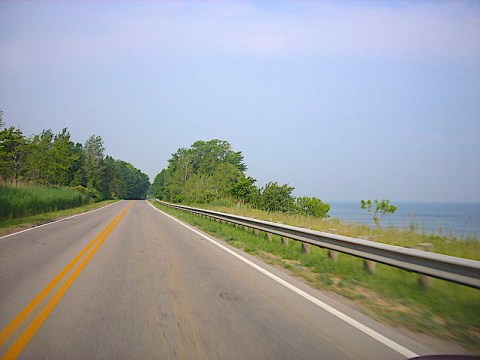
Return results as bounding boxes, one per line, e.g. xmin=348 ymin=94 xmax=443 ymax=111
xmin=151 ymin=201 xmax=480 ymax=352
xmin=0 ymin=186 xmax=116 ymax=235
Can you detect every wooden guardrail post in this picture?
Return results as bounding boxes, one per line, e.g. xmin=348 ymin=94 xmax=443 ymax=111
xmin=281 ymin=237 xmax=289 ymax=246
xmin=267 ymin=233 xmax=273 ymax=241
xmin=364 ymin=260 xmax=376 ymax=274
xmin=415 ymin=243 xmax=434 ymax=289
xmin=301 ymin=243 xmax=311 ymax=254
xmin=360 ymin=236 xmax=376 ymax=274
xmin=328 ymin=250 xmax=339 ymax=262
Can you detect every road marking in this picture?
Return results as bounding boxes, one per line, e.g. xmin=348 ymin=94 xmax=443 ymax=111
xmin=0 ymin=203 xmax=132 ymax=360
xmin=0 ymin=201 xmax=122 ymax=241
xmin=148 ymin=201 xmax=419 ymax=359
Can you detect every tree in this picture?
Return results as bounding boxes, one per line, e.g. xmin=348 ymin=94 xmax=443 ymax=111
xmin=50 ymin=128 xmax=78 ymax=186
xmin=360 ymin=199 xmax=397 ymax=227
xmin=0 ymin=126 xmax=28 ymax=185
xmin=152 ymin=169 xmax=168 ymax=199
xmin=0 ymin=110 xmax=4 ymax=129
xmin=25 ymin=129 xmax=54 ymax=184
xmin=83 ymin=135 xmax=105 ymax=199
xmin=158 ymin=139 xmax=248 ymax=204
xmin=228 ymin=176 xmax=259 ymax=204
xmin=295 ymin=196 xmax=330 ymax=218
xmin=260 ymin=181 xmax=295 ymax=213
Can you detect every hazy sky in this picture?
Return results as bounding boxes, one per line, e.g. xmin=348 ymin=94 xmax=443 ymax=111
xmin=1 ymin=1 xmax=479 ymax=202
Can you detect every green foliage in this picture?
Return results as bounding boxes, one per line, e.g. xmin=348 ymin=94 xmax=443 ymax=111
xmin=295 ymin=196 xmax=330 ymax=218
xmin=259 ymin=181 xmax=295 ymax=212
xmin=0 ymin=118 xmax=149 ymax=201
xmin=361 ymin=199 xmax=397 ymax=227
xmin=153 ymin=138 xmax=330 ymax=217
xmin=228 ymin=176 xmax=259 ymax=204
xmin=157 ymin=139 xmax=249 ymax=203
xmin=0 ymin=126 xmax=28 ymax=184
xmin=0 ymin=185 xmax=90 ymax=220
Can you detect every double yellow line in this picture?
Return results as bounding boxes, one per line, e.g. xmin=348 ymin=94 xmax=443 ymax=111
xmin=0 ymin=203 xmax=132 ymax=360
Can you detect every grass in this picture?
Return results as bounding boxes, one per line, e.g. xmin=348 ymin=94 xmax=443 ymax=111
xmin=151 ymin=201 xmax=480 ymax=352
xmin=0 ymin=199 xmax=118 ymax=237
xmin=0 ymin=185 xmax=90 ymax=221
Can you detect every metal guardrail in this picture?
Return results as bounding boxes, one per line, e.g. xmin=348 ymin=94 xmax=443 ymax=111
xmin=155 ymin=200 xmax=480 ymax=289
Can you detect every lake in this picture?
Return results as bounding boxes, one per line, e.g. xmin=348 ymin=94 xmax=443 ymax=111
xmin=328 ymin=202 xmax=480 ymax=239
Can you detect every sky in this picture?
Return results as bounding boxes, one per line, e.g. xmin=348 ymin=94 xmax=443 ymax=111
xmin=1 ymin=0 xmax=479 ymax=202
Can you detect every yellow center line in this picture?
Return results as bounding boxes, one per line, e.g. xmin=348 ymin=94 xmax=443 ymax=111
xmin=0 ymin=203 xmax=132 ymax=360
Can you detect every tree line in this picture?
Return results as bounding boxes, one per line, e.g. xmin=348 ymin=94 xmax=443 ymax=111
xmin=0 ymin=119 xmax=150 ymax=200
xmin=153 ymin=139 xmax=330 ymax=218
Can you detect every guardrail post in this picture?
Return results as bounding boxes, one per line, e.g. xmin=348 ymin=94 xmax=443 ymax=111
xmin=415 ymin=243 xmax=434 ymax=289
xmin=359 ymin=236 xmax=376 ymax=273
xmin=254 ymin=229 xmax=260 ymax=236
xmin=281 ymin=237 xmax=289 ymax=246
xmin=328 ymin=250 xmax=339 ymax=262
xmin=267 ymin=233 xmax=273 ymax=241
xmin=363 ymin=260 xmax=376 ymax=274
xmin=302 ymin=243 xmax=311 ymax=254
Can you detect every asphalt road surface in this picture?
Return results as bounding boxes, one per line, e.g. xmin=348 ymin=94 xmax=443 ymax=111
xmin=0 ymin=200 xmax=456 ymax=359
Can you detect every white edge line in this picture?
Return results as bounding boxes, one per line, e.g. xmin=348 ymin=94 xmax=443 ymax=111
xmin=148 ymin=201 xmax=419 ymax=359
xmin=0 ymin=200 xmax=123 ymax=241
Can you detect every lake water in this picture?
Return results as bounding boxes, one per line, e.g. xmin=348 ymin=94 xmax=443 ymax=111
xmin=328 ymin=202 xmax=480 ymax=239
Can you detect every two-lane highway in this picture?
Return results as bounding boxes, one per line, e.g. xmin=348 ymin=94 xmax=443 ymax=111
xmin=0 ymin=200 xmax=441 ymax=359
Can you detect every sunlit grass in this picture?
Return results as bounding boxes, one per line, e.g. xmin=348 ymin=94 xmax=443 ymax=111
xmin=0 ymin=185 xmax=91 ymax=221
xmin=152 ymin=201 xmax=480 ymax=352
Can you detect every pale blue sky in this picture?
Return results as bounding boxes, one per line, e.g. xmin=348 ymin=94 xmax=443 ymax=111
xmin=1 ymin=1 xmax=479 ymax=202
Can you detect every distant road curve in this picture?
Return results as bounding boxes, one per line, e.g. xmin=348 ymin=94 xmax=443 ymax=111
xmin=0 ymin=200 xmax=463 ymax=359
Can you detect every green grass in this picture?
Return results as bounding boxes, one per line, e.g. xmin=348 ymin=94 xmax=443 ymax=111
xmin=151 ymin=201 xmax=480 ymax=352
xmin=0 ymin=199 xmax=118 ymax=236
xmin=0 ymin=185 xmax=90 ymax=221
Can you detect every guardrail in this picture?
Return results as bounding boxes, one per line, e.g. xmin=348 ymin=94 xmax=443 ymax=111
xmin=155 ymin=200 xmax=480 ymax=289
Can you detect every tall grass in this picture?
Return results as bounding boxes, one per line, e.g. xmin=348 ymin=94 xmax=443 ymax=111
xmin=0 ymin=186 xmax=90 ymax=220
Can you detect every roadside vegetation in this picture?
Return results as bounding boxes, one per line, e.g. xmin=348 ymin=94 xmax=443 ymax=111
xmin=152 ymin=201 xmax=480 ymax=352
xmin=152 ymin=139 xmax=330 ymax=217
xmin=0 ymin=199 xmax=117 ymax=237
xmin=0 ymin=185 xmax=90 ymax=220
xmin=0 ymin=117 xmax=150 ymax=201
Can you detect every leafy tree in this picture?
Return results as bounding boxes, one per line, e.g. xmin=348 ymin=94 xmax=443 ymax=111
xmin=158 ymin=139 xmax=247 ymax=203
xmin=0 ymin=126 xmax=28 ymax=185
xmin=50 ymin=128 xmax=78 ymax=185
xmin=360 ymin=199 xmax=397 ymax=227
xmin=295 ymin=196 xmax=330 ymax=218
xmin=0 ymin=110 xmax=4 ymax=129
xmin=228 ymin=176 xmax=259 ymax=204
xmin=84 ymin=135 xmax=105 ymax=199
xmin=260 ymin=181 xmax=295 ymax=213
xmin=152 ymin=169 xmax=168 ymax=199
xmin=25 ymin=129 xmax=53 ymax=184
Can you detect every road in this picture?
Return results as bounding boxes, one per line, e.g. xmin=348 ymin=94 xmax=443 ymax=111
xmin=0 ymin=200 xmax=447 ymax=359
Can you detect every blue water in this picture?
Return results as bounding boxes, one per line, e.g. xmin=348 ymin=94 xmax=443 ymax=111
xmin=328 ymin=202 xmax=480 ymax=239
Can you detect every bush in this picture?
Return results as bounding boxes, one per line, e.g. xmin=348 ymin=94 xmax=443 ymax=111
xmin=295 ymin=196 xmax=330 ymax=218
